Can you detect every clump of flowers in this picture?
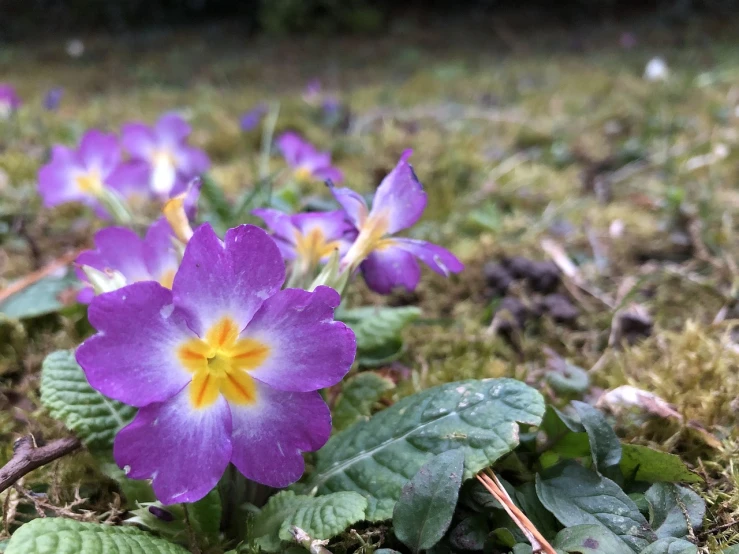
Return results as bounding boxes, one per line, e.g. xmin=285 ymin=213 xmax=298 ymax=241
xmin=0 ymin=84 xmax=21 ymax=118
xmin=76 ymin=224 xmax=356 ymax=503
xmin=329 ymin=150 xmax=464 ymax=293
xmin=277 ymin=131 xmax=343 ymax=184
xmin=120 ymin=113 xmax=210 ymax=197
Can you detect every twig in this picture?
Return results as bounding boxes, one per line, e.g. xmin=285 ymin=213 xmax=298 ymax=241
xmin=0 ymin=435 xmax=81 ymax=494
xmin=477 ymin=470 xmax=557 ymax=554
xmin=0 ymin=250 xmax=80 ymax=304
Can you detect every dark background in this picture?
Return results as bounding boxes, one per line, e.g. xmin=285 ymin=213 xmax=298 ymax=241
xmin=1 ymin=0 xmax=738 ymax=40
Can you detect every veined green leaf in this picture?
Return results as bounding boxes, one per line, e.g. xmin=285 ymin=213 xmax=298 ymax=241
xmin=304 ymin=378 xmax=545 ymax=521
xmin=332 ymin=372 xmax=395 ymax=432
xmin=6 ymin=518 xmax=188 ymax=553
xmin=40 ymin=350 xmax=135 ymax=451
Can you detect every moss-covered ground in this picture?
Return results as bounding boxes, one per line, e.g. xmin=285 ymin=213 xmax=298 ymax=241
xmin=2 ymin=12 xmax=739 ymax=552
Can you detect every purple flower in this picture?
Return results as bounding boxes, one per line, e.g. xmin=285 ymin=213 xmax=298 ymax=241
xmin=277 ymin=132 xmax=342 ymax=183
xmin=252 ymin=208 xmax=353 ymax=272
xmin=240 ymin=104 xmax=267 ymax=131
xmin=76 ymin=223 xmax=356 ymax=504
xmin=38 ymin=130 xmax=121 ymax=213
xmin=75 ymin=218 xmax=181 ymax=303
xmin=0 ymin=84 xmax=21 ymax=117
xmin=118 ymin=113 xmax=210 ymax=197
xmin=330 ymin=150 xmax=464 ymax=294
xmin=43 ymin=87 xmax=64 ymax=111
xmin=303 ymin=78 xmax=322 ymax=104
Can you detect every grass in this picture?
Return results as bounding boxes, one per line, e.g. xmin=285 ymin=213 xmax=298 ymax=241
xmin=2 ymin=11 xmax=739 ymax=552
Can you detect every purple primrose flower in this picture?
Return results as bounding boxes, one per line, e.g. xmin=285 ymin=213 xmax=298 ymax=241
xmin=252 ymin=208 xmax=353 ymax=272
xmin=38 ymin=130 xmax=121 ymax=213
xmin=330 ymin=150 xmax=464 ymax=294
xmin=75 ymin=218 xmax=181 ymax=303
xmin=44 ymin=87 xmax=64 ymax=111
xmin=240 ymin=104 xmax=267 ymax=131
xmin=119 ymin=113 xmax=210 ymax=197
xmin=277 ymin=132 xmax=343 ymax=184
xmin=76 ymin=223 xmax=356 ymax=504
xmin=0 ymin=84 xmax=21 ymax=117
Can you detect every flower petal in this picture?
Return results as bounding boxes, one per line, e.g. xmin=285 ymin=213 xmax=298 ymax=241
xmin=75 ymin=227 xmax=150 ymax=283
xmin=78 ymin=130 xmax=120 ymax=177
xmin=252 ymin=208 xmax=296 ymax=243
xmin=114 ymin=386 xmax=232 ymax=505
xmin=277 ymin=132 xmax=310 ymax=167
xmin=392 ymin=238 xmax=464 ymax=276
xmin=121 ymin=123 xmax=156 ymax=160
xmin=38 ymin=146 xmax=86 ymax=207
xmin=143 ymin=219 xmax=180 ymax=288
xmin=229 ymin=383 xmax=330 ymax=487
xmin=76 ymin=282 xmax=194 ymax=406
xmin=155 ymin=113 xmax=191 ymax=146
xmin=172 ymin=224 xmax=285 ymax=335
xmin=369 ymin=150 xmax=426 ymax=234
xmin=328 ymin=184 xmax=368 ymax=229
xmin=360 ymin=246 xmax=421 ymax=294
xmin=313 ymin=165 xmax=343 ymax=183
xmin=175 ymin=145 xmax=210 ymax=177
xmin=107 ymin=161 xmax=152 ymax=199
xmin=242 ymin=286 xmax=355 ymax=391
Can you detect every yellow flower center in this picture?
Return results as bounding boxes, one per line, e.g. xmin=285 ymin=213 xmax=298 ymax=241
xmin=177 ymin=317 xmax=269 ymax=409
xmin=294 ymin=227 xmax=340 ymax=270
xmin=75 ymin=169 xmax=104 ymax=195
xmin=294 ymin=166 xmax=313 ymax=183
xmin=341 ymin=212 xmax=393 ymax=270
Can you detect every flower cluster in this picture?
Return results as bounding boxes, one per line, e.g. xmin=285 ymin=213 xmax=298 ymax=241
xmin=77 ymin=224 xmax=356 ymax=504
xmin=257 ymin=149 xmax=464 ymax=294
xmin=37 ymin=113 xmax=209 ymax=217
xmin=52 ymin=98 xmax=464 ymax=507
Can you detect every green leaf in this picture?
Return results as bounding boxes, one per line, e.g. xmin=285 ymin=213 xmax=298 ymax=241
xmin=127 ymin=489 xmax=221 ymax=546
xmin=393 ymin=450 xmax=465 ymax=552
xmin=639 ymin=537 xmax=698 ymax=554
xmin=332 ymin=372 xmax=395 ymax=432
xmin=720 ymin=546 xmax=739 ymax=554
xmin=250 ymin=490 xmax=298 ymax=552
xmin=6 ymin=518 xmax=189 ymax=553
xmin=449 ymin=514 xmax=488 ymax=551
xmin=251 ymin=491 xmax=367 ymax=552
xmin=304 ymin=378 xmax=546 ymax=521
xmin=277 ymin=492 xmax=367 ymax=542
xmin=514 ymin=482 xmax=559 ymax=540
xmin=620 ymin=445 xmax=702 ymax=484
xmin=645 ymin=484 xmax=705 ymax=540
xmin=512 ymin=545 xmax=533 ymax=554
xmin=536 ymin=461 xmax=655 ymax=552
xmin=552 ymin=524 xmax=633 ymax=554
xmin=572 ymin=401 xmax=622 ymax=472
xmin=0 ymin=270 xmax=78 ymax=319
xmin=199 ymin=174 xmax=233 ymax=231
xmin=39 ymin=350 xmax=136 ymax=450
xmin=338 ymin=305 xmax=421 ymax=366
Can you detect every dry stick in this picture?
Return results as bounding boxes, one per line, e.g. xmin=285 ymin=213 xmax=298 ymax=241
xmin=477 ymin=471 xmax=557 ymax=554
xmin=0 ymin=250 xmax=81 ymax=304
xmin=0 ymin=435 xmax=81 ymax=494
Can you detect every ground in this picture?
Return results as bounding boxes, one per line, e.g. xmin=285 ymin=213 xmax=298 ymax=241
xmin=1 ymin=11 xmax=739 ymax=552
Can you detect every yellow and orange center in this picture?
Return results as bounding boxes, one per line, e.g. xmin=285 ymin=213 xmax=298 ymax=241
xmin=75 ymin=169 xmax=104 ymax=195
xmin=342 ymin=212 xmax=393 ymax=270
xmin=177 ymin=317 xmax=270 ymax=409
xmin=294 ymin=227 xmax=340 ymax=269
